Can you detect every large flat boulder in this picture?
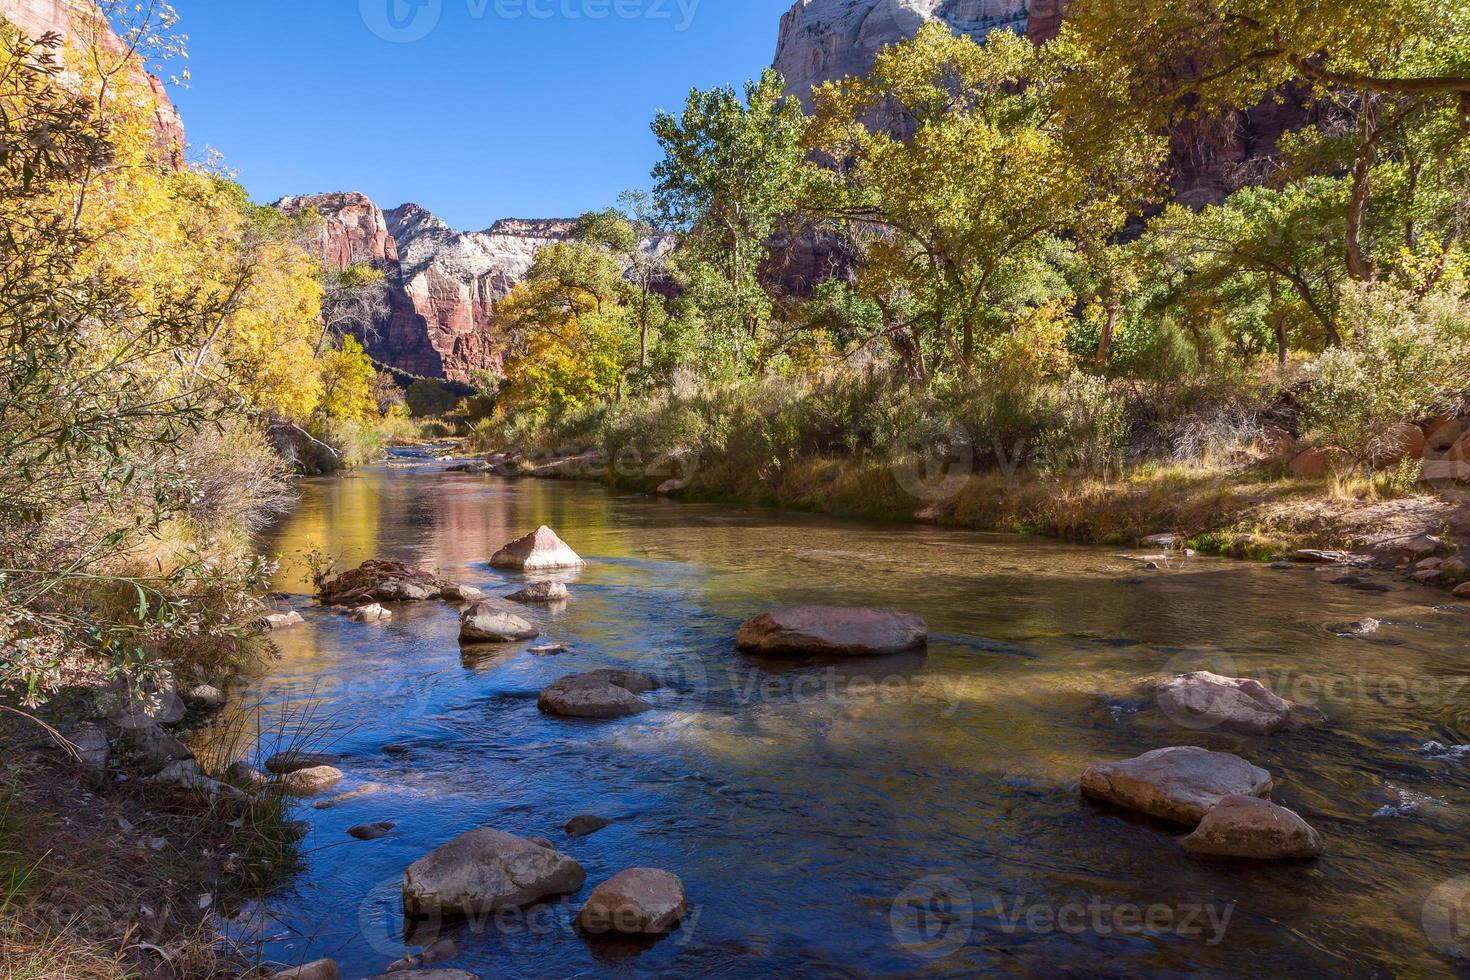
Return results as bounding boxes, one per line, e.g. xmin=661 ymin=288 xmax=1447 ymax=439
xmin=459 ymin=603 xmax=539 ymax=643
xmin=1080 ymin=746 xmax=1273 ymax=825
xmin=489 ymin=526 xmax=586 ymax=571
xmin=1156 ymin=672 xmax=1325 ymax=736
xmin=402 ymin=829 xmax=585 ymax=921
xmin=735 ymin=606 xmax=928 ymax=657
xmin=1182 ymin=795 xmax=1323 ymax=860
xmin=318 ymin=560 xmax=447 ymax=605
xmin=576 ymin=868 xmax=688 ymax=936
xmin=538 ymin=671 xmax=660 ymax=719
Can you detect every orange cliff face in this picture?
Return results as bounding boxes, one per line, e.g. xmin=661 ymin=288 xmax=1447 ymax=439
xmin=0 ymin=0 xmax=185 ymax=168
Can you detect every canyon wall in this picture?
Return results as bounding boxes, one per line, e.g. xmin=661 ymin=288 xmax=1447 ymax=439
xmin=276 ymin=193 xmax=576 ymax=382
xmin=0 ymin=0 xmax=185 ymax=167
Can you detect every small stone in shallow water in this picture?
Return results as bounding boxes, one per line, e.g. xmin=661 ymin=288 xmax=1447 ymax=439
xmin=277 ymin=766 xmax=344 ymax=797
xmin=1351 ymin=582 xmax=1394 ymax=594
xmin=1080 ymin=746 xmax=1273 ymax=825
xmin=459 ymin=603 xmax=539 ymax=644
xmin=1182 ymin=796 xmax=1323 ymax=861
xmin=347 ymin=821 xmax=396 ymax=841
xmin=529 ymin=644 xmax=568 ymax=657
xmin=565 ymin=815 xmax=613 ymax=837
xmin=314 ymin=783 xmax=384 ymax=810
xmin=270 ymin=959 xmax=341 ymax=980
xmin=507 ymin=581 xmax=570 ymax=604
xmin=383 ymin=744 xmax=411 ymax=755
xmin=539 ymin=672 xmax=660 ymax=719
xmin=265 ymin=751 xmax=343 ymax=774
xmin=1331 ymin=618 xmax=1380 ymax=637
xmin=349 ymin=603 xmax=393 ymax=623
xmin=575 ymin=868 xmax=688 ymax=936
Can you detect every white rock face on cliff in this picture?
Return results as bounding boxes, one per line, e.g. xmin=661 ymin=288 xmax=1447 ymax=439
xmin=773 ymin=0 xmax=1033 ymax=106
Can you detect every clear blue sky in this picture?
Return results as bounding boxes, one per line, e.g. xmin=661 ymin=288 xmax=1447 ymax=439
xmin=169 ymin=0 xmax=793 ymax=230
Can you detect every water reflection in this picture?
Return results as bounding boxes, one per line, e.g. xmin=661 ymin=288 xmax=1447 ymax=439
xmin=203 ymin=461 xmax=1470 ymax=977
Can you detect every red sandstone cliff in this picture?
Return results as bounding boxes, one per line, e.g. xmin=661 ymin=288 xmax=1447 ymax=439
xmin=276 ymin=194 xmax=576 ymax=382
xmin=0 ymin=0 xmax=184 ymax=168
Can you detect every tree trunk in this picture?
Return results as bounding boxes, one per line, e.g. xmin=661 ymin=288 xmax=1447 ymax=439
xmin=1096 ymin=303 xmax=1120 ymax=369
xmin=1346 ymin=94 xmax=1380 ymax=282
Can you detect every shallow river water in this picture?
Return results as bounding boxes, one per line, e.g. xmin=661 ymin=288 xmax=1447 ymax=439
xmin=212 ymin=455 xmax=1470 ymax=978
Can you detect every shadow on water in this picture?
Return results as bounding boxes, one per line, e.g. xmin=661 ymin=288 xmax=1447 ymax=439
xmin=203 ymin=461 xmax=1470 ymax=978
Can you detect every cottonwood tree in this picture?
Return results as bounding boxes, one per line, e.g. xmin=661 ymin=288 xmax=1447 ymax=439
xmin=652 ymin=69 xmax=808 ymax=371
xmin=806 ymin=25 xmax=1163 ymax=382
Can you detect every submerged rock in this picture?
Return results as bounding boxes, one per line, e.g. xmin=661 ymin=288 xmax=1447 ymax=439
xmin=314 ymin=783 xmax=384 ymax=810
xmin=459 ymin=603 xmax=539 ymax=643
xmin=1331 ymin=619 xmax=1380 ymax=637
xmin=1156 ymin=672 xmax=1324 ymax=736
xmin=402 ymin=828 xmax=585 ymax=921
xmin=489 ymin=526 xmax=587 ymax=571
xmin=735 ymin=606 xmax=928 ymax=657
xmin=348 ymin=821 xmax=397 ymax=841
xmin=507 ymin=581 xmax=570 ymax=604
xmin=538 ymin=671 xmax=660 ymax=719
xmin=565 ymin=815 xmax=613 ymax=838
xmin=1182 ymin=795 xmax=1323 ymax=860
xmin=368 ymin=971 xmax=477 ymax=980
xmin=1080 ymin=746 xmax=1273 ymax=825
xmin=576 ymin=868 xmax=688 ymax=936
xmin=319 ymin=559 xmax=447 ymax=605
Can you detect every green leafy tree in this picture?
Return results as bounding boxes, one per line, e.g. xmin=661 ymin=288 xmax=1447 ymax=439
xmin=652 ymin=69 xmax=808 ymax=369
xmin=806 ymin=25 xmax=1163 ymax=381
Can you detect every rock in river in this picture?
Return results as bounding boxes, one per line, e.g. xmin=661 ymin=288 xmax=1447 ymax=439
xmin=318 ymin=559 xmax=447 ymax=605
xmin=1156 ymin=672 xmax=1325 ymax=735
xmin=1181 ymin=795 xmax=1323 ymax=861
xmin=348 ymin=821 xmax=397 ymax=841
xmin=507 ymin=581 xmax=570 ymax=604
xmin=271 ymin=959 xmax=341 ymax=980
xmin=265 ymin=751 xmax=343 ymax=774
xmin=489 ymin=526 xmax=586 ymax=571
xmin=735 ymin=606 xmax=928 ymax=657
xmin=538 ymin=671 xmax=661 ymax=719
xmin=459 ymin=603 xmax=539 ymax=643
xmin=277 ymin=766 xmax=344 ymax=797
xmin=1080 ymin=746 xmax=1273 ymax=825
xmin=402 ymin=828 xmax=585 ymax=921
xmin=565 ymin=814 xmax=613 ymax=838
xmin=576 ymin=868 xmax=688 ymax=936
xmin=348 ymin=603 xmax=393 ymax=624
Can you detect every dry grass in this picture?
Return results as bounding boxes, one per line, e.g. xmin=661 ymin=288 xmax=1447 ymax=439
xmin=0 ymin=708 xmax=307 ymax=980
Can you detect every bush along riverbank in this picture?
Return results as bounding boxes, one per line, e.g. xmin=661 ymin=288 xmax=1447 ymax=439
xmin=463 ymin=369 xmax=1470 ymax=598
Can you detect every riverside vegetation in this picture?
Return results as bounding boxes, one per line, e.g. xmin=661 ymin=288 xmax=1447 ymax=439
xmin=466 ymin=9 xmax=1470 ymax=565
xmin=0 ymin=4 xmax=438 ymax=975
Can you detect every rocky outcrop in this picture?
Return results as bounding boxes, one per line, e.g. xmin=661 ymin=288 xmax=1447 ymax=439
xmin=0 ymin=0 xmax=185 ymax=167
xmin=275 ymin=193 xmax=575 ymax=382
xmin=774 ymin=0 xmax=1031 ymax=111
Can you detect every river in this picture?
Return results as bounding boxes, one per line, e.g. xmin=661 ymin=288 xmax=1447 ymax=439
xmin=210 ymin=455 xmax=1470 ymax=978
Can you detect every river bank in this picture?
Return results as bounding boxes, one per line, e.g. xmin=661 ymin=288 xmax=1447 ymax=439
xmin=459 ymin=441 xmax=1470 ymax=590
